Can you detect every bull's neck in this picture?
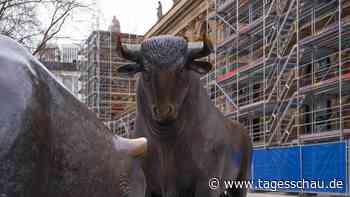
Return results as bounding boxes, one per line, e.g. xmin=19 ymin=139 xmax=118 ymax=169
xmin=136 ymin=74 xmax=210 ymax=140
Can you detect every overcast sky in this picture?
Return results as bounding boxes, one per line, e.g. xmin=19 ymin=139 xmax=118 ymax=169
xmin=57 ymin=0 xmax=173 ymax=44
xmin=99 ymin=0 xmax=172 ymax=33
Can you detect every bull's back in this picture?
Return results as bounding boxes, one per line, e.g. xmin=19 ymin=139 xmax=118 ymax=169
xmin=0 ymin=36 xmax=48 ymax=196
xmin=0 ymin=36 xmax=144 ymax=197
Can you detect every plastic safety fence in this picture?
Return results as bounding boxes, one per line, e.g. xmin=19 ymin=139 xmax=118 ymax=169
xmin=250 ymin=142 xmax=347 ymax=193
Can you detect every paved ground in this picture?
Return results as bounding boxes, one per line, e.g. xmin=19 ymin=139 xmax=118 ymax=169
xmin=248 ymin=192 xmax=297 ymax=197
xmin=248 ymin=192 xmax=349 ymax=197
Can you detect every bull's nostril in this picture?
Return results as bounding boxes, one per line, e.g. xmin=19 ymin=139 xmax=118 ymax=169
xmin=168 ymin=105 xmax=175 ymax=115
xmin=152 ymin=106 xmax=159 ymax=116
xmin=153 ymin=105 xmax=176 ymax=120
xmin=167 ymin=106 xmax=172 ymax=114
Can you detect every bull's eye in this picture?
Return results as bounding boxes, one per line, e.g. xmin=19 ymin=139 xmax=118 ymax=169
xmin=178 ymin=67 xmax=185 ymax=73
xmin=176 ymin=67 xmax=187 ymax=82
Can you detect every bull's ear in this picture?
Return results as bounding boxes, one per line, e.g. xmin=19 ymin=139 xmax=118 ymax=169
xmin=117 ymin=64 xmax=144 ymax=75
xmin=187 ymin=61 xmax=213 ymax=75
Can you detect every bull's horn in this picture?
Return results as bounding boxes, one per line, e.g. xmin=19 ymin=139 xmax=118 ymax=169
xmin=114 ymin=136 xmax=148 ymax=157
xmin=187 ymin=21 xmax=213 ymax=60
xmin=116 ymin=33 xmax=142 ymax=62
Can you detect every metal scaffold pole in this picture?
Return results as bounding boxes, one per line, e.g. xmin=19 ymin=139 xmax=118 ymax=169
xmin=236 ymin=0 xmax=240 ymax=120
xmin=297 ymin=0 xmax=304 ymax=183
xmin=214 ymin=0 xmax=218 ymax=106
xmin=109 ymin=29 xmax=112 ymax=121
xmin=97 ymin=31 xmax=101 ymax=118
xmin=339 ymin=0 xmax=343 ymax=139
xmin=206 ymin=0 xmax=210 ymax=101
xmin=296 ymin=0 xmax=300 ymax=145
xmin=263 ymin=0 xmax=267 ymax=148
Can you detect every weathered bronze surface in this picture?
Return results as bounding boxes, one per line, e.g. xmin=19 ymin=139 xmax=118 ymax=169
xmin=0 ymin=36 xmax=146 ymax=197
xmin=118 ymin=32 xmax=252 ymax=197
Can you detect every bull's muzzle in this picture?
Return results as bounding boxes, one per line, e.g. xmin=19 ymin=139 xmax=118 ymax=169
xmin=152 ymin=104 xmax=177 ymax=124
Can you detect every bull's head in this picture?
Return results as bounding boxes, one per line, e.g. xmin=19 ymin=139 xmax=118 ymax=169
xmin=117 ymin=29 xmax=213 ymax=125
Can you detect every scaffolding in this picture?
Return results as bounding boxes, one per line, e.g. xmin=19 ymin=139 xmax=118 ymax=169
xmin=111 ymin=0 xmax=350 ymax=149
xmin=204 ymin=0 xmax=350 ymax=148
xmin=78 ymin=30 xmax=143 ymax=133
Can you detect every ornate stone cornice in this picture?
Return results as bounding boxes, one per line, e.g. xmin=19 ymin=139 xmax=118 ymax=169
xmin=145 ymin=0 xmax=208 ymax=38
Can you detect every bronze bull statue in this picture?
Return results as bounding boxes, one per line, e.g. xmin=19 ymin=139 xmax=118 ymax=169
xmin=117 ymin=28 xmax=252 ymax=197
xmin=0 ymin=35 xmax=147 ymax=197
